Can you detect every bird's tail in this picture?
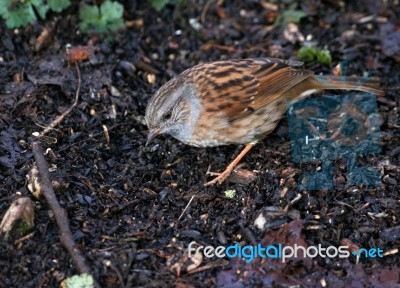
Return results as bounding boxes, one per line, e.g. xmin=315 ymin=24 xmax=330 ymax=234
xmin=314 ymin=75 xmax=384 ymax=96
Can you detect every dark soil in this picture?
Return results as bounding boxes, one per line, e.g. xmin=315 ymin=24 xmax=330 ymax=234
xmin=0 ymin=0 xmax=399 ymax=287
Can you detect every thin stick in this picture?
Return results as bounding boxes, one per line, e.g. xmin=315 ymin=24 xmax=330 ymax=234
xmin=38 ymin=62 xmax=81 ymax=137
xmin=178 ymin=195 xmax=195 ymax=221
xmin=201 ymin=0 xmax=214 ymax=23
xmin=188 ymin=259 xmax=229 ymax=274
xmin=32 ymin=142 xmax=98 ymax=287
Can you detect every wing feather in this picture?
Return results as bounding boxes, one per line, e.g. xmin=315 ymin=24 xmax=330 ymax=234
xmin=189 ymin=58 xmax=313 ymax=121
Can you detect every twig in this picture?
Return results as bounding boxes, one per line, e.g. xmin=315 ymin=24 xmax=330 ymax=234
xmin=201 ymin=0 xmax=215 ymax=23
xmin=14 ymin=231 xmax=35 ymax=245
xmin=188 ymin=259 xmax=229 ymax=274
xmin=178 ymin=195 xmax=195 ymax=221
xmin=32 ymin=141 xmax=99 ymax=287
xmin=38 ymin=62 xmax=81 ymax=137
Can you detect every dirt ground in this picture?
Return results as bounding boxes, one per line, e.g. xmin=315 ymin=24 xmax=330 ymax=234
xmin=0 ymin=0 xmax=399 ymax=287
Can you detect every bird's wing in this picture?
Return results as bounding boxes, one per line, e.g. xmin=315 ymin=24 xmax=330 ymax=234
xmin=190 ymin=58 xmax=313 ymax=122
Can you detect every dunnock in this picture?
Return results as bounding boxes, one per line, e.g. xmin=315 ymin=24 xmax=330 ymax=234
xmin=145 ymin=58 xmax=383 ymax=186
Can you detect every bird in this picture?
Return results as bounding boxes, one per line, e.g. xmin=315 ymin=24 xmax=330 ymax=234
xmin=144 ymin=57 xmax=383 ymax=186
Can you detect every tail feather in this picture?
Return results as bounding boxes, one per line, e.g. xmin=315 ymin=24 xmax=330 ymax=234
xmin=315 ymin=75 xmax=384 ymax=96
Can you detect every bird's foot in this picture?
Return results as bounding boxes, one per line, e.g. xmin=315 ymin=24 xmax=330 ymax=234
xmin=204 ymin=167 xmax=234 ymax=186
xmin=204 ymin=143 xmax=255 ymax=186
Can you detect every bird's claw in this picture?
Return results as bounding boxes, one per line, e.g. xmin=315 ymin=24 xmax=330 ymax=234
xmin=204 ymin=169 xmax=232 ymax=186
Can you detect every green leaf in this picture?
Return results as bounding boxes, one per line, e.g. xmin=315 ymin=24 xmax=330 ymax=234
xmin=274 ymin=8 xmax=306 ymax=27
xmin=79 ymin=4 xmax=101 ymax=32
xmin=32 ymin=0 xmax=49 ymax=19
xmin=148 ymin=0 xmax=170 ymax=12
xmin=100 ymin=0 xmax=124 ymax=31
xmin=64 ymin=273 xmax=94 ymax=288
xmin=48 ymin=0 xmax=71 ymax=12
xmin=316 ymin=49 xmax=332 ymax=65
xmin=224 ymin=189 xmax=236 ymax=199
xmin=0 ymin=0 xmax=70 ymax=28
xmin=79 ymin=1 xmax=125 ymax=34
xmin=282 ymin=9 xmax=306 ymax=24
xmin=101 ymin=0 xmax=124 ymax=17
xmin=0 ymin=0 xmax=37 ymax=28
xmin=0 ymin=0 xmax=11 ymax=15
xmin=298 ymin=47 xmax=317 ymax=63
xmin=298 ymin=46 xmax=332 ymax=66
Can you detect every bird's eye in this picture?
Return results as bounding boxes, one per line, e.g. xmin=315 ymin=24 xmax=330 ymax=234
xmin=163 ymin=112 xmax=172 ymax=120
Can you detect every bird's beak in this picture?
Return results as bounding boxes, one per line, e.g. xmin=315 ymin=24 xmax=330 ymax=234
xmin=146 ymin=128 xmax=161 ymax=146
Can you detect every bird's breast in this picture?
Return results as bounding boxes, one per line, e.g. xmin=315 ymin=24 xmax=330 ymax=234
xmin=189 ymin=103 xmax=286 ymax=147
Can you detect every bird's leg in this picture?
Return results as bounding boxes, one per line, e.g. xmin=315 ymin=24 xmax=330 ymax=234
xmin=205 ymin=143 xmax=255 ymax=186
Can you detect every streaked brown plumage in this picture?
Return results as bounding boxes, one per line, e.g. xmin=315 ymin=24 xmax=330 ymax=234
xmin=145 ymin=58 xmax=383 ymax=185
